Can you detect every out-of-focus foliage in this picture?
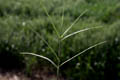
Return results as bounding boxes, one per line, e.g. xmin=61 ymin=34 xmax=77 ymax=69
xmin=0 ymin=0 xmax=120 ymax=80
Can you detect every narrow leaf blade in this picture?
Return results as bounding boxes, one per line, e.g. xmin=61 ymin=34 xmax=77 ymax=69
xmin=60 ymin=41 xmax=107 ymax=67
xmin=26 ymin=26 xmax=60 ymax=62
xmin=40 ymin=1 xmax=60 ymax=37
xmin=61 ymin=10 xmax=88 ymax=37
xmin=61 ymin=0 xmax=64 ymax=28
xmin=21 ymin=52 xmax=57 ymax=68
xmin=62 ymin=26 xmax=103 ymax=41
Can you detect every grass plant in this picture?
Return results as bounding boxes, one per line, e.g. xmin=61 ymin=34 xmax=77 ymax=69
xmin=21 ymin=0 xmax=107 ymax=80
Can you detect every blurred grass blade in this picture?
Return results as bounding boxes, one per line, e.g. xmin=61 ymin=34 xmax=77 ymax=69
xmin=61 ymin=1 xmax=64 ymax=29
xmin=26 ymin=26 xmax=60 ymax=62
xmin=60 ymin=41 xmax=107 ymax=67
xmin=62 ymin=26 xmax=103 ymax=41
xmin=21 ymin=52 xmax=57 ymax=68
xmin=40 ymin=1 xmax=60 ymax=37
xmin=61 ymin=10 xmax=88 ymax=38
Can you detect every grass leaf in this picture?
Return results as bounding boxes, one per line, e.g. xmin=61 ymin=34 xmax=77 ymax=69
xmin=26 ymin=26 xmax=60 ymax=62
xmin=60 ymin=41 xmax=107 ymax=67
xmin=21 ymin=52 xmax=57 ymax=68
xmin=40 ymin=1 xmax=60 ymax=37
xmin=61 ymin=0 xmax=64 ymax=29
xmin=61 ymin=10 xmax=88 ymax=38
xmin=62 ymin=26 xmax=103 ymax=41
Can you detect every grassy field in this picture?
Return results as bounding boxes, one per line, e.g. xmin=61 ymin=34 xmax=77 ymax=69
xmin=0 ymin=0 xmax=120 ymax=80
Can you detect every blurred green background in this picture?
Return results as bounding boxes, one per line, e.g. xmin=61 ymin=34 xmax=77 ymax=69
xmin=0 ymin=0 xmax=120 ymax=80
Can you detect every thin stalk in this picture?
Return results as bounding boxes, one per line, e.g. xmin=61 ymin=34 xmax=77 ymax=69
xmin=57 ymin=37 xmax=62 ymax=80
xmin=57 ymin=66 xmax=60 ymax=80
xmin=58 ymin=38 xmax=61 ymax=57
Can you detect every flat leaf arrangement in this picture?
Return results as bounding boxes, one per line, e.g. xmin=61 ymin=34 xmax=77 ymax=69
xmin=21 ymin=0 xmax=107 ymax=80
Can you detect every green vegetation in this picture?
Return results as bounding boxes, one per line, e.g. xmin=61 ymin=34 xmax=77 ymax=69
xmin=0 ymin=0 xmax=120 ymax=80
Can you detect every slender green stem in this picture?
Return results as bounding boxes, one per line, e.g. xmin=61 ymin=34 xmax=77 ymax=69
xmin=58 ymin=38 xmax=61 ymax=57
xmin=57 ymin=38 xmax=61 ymax=80
xmin=57 ymin=66 xmax=60 ymax=80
